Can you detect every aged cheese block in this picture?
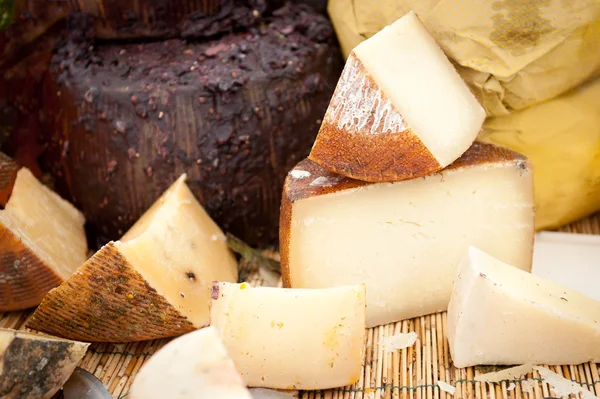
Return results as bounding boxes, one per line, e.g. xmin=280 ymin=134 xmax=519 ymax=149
xmin=309 ymin=11 xmax=485 ymax=182
xmin=448 ymin=247 xmax=600 ymax=367
xmin=0 ymin=328 xmax=89 ymax=399
xmin=27 ymin=174 xmax=238 ymax=342
xmin=0 ymin=166 xmax=87 ymax=312
xmin=130 ymin=326 xmax=251 ymax=399
xmin=0 ymin=152 xmax=19 ymax=206
xmin=41 ymin=4 xmax=342 ymax=248
xmin=210 ymin=282 xmax=366 ymax=390
xmin=281 ymin=142 xmax=534 ymax=327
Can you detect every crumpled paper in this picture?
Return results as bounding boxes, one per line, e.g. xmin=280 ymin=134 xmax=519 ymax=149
xmin=327 ymin=0 xmax=600 ymax=116
xmin=478 ymin=77 xmax=600 ymax=230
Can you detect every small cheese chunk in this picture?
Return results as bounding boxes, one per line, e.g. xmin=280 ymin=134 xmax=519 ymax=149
xmin=210 ymin=282 xmax=366 ymax=390
xmin=309 ymin=11 xmax=485 ymax=182
xmin=282 ymin=143 xmax=534 ymax=327
xmin=27 ymin=174 xmax=238 ymax=342
xmin=447 ymin=247 xmax=600 ymax=367
xmin=0 ymin=167 xmax=87 ymax=311
xmin=0 ymin=328 xmax=89 ymax=399
xmin=130 ymin=326 xmax=251 ymax=399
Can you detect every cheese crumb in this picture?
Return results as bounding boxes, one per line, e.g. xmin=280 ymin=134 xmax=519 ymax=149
xmin=437 ymin=381 xmax=455 ymax=395
xmin=290 ymin=170 xmax=311 ymax=179
xmin=379 ymin=332 xmax=418 ymax=352
xmin=520 ymin=379 xmax=537 ymax=393
xmin=534 ymin=366 xmax=599 ymax=399
xmin=507 ymin=383 xmax=516 ymax=391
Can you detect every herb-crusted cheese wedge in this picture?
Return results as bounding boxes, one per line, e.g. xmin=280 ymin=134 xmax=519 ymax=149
xmin=281 ymin=143 xmax=534 ymax=327
xmin=448 ymin=247 xmax=600 ymax=367
xmin=0 ymin=158 xmax=87 ymax=312
xmin=27 ymin=174 xmax=238 ymax=342
xmin=0 ymin=328 xmax=89 ymax=399
xmin=210 ymin=282 xmax=366 ymax=390
xmin=309 ymin=11 xmax=486 ymax=182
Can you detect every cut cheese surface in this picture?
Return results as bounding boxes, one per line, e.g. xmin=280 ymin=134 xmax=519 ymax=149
xmin=130 ymin=326 xmax=251 ymax=399
xmin=27 ymin=174 xmax=238 ymax=342
xmin=210 ymin=282 xmax=366 ymax=390
xmin=447 ymin=247 xmax=600 ymax=367
xmin=0 ymin=167 xmax=87 ymax=311
xmin=0 ymin=328 xmax=89 ymax=399
xmin=309 ymin=11 xmax=485 ymax=182
xmin=282 ymin=143 xmax=534 ymax=327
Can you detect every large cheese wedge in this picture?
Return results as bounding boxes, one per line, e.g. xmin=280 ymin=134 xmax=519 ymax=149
xmin=0 ymin=164 xmax=87 ymax=312
xmin=210 ymin=282 xmax=366 ymax=390
xmin=448 ymin=247 xmax=600 ymax=367
xmin=27 ymin=174 xmax=238 ymax=342
xmin=0 ymin=328 xmax=89 ymax=398
xmin=309 ymin=11 xmax=486 ymax=182
xmin=281 ymin=143 xmax=534 ymax=327
xmin=130 ymin=326 xmax=251 ymax=399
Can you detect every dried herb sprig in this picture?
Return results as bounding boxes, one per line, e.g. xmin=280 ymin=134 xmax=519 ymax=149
xmin=225 ymin=233 xmax=280 ymax=283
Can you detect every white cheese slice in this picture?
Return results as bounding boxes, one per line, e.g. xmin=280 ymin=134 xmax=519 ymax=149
xmin=28 ymin=174 xmax=238 ymax=342
xmin=282 ymin=143 xmax=534 ymax=327
xmin=0 ymin=167 xmax=87 ymax=311
xmin=447 ymin=246 xmax=600 ymax=367
xmin=130 ymin=326 xmax=252 ymax=399
xmin=210 ymin=282 xmax=366 ymax=390
xmin=309 ymin=11 xmax=485 ymax=182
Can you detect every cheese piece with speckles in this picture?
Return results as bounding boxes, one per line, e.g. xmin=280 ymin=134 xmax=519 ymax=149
xmin=210 ymin=282 xmax=366 ymax=390
xmin=27 ymin=174 xmax=237 ymax=342
xmin=310 ymin=11 xmax=485 ymax=182
xmin=282 ymin=143 xmax=535 ymax=327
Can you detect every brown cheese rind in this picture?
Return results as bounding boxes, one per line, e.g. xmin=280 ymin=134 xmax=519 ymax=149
xmin=0 ymin=328 xmax=89 ymax=399
xmin=309 ymin=53 xmax=442 ymax=182
xmin=0 ymin=224 xmax=63 ymax=312
xmin=280 ymin=142 xmax=530 ymax=287
xmin=0 ymin=153 xmax=19 ymax=207
xmin=27 ymin=242 xmax=196 ymax=342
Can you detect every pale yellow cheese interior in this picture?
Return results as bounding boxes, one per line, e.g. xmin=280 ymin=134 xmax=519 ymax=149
xmin=352 ymin=11 xmax=486 ymax=166
xmin=0 ymin=168 xmax=87 ymax=279
xmin=288 ymin=162 xmax=534 ymax=327
xmin=447 ymin=247 xmax=600 ymax=367
xmin=115 ymin=175 xmax=238 ymax=327
xmin=210 ymin=282 xmax=366 ymax=390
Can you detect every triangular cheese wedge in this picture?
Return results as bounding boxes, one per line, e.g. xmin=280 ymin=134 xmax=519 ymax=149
xmin=27 ymin=174 xmax=238 ymax=342
xmin=0 ymin=163 xmax=87 ymax=312
xmin=0 ymin=152 xmax=19 ymax=206
xmin=309 ymin=11 xmax=486 ymax=182
xmin=130 ymin=326 xmax=251 ymax=399
xmin=0 ymin=328 xmax=89 ymax=398
xmin=448 ymin=246 xmax=600 ymax=368
xmin=281 ymin=143 xmax=534 ymax=327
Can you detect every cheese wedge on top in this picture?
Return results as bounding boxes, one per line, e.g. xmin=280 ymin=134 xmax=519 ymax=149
xmin=0 ymin=328 xmax=89 ymax=399
xmin=130 ymin=326 xmax=251 ymax=399
xmin=27 ymin=174 xmax=238 ymax=342
xmin=281 ymin=143 xmax=534 ymax=327
xmin=448 ymin=247 xmax=600 ymax=367
xmin=210 ymin=282 xmax=366 ymax=390
xmin=0 ymin=164 xmax=87 ymax=312
xmin=309 ymin=11 xmax=486 ymax=182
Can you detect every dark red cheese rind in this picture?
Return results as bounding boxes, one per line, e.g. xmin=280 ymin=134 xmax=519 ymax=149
xmin=41 ymin=5 xmax=343 ymax=247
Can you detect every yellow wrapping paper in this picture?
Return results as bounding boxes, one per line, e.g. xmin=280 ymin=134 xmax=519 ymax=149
xmin=328 ymin=0 xmax=600 ymax=116
xmin=478 ymin=78 xmax=600 ymax=230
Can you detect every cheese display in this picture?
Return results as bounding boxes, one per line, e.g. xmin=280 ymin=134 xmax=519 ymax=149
xmin=0 ymin=328 xmax=89 ymax=399
xmin=282 ymin=142 xmax=535 ymax=327
xmin=447 ymin=246 xmax=600 ymax=367
xmin=130 ymin=326 xmax=252 ymax=399
xmin=210 ymin=282 xmax=366 ymax=390
xmin=27 ymin=174 xmax=238 ymax=342
xmin=0 ymin=166 xmax=87 ymax=312
xmin=41 ymin=4 xmax=343 ymax=247
xmin=309 ymin=11 xmax=485 ymax=182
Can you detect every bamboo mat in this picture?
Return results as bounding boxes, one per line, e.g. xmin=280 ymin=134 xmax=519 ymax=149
xmin=2 ymin=213 xmax=599 ymax=399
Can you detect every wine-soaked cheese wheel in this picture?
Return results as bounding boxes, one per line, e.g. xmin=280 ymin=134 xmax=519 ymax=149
xmin=0 ymin=163 xmax=88 ymax=312
xmin=41 ymin=5 xmax=342 ymax=247
xmin=0 ymin=328 xmax=89 ymax=399
xmin=281 ymin=142 xmax=535 ymax=327
xmin=27 ymin=174 xmax=238 ymax=342
xmin=309 ymin=11 xmax=485 ymax=182
xmin=210 ymin=282 xmax=366 ymax=390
